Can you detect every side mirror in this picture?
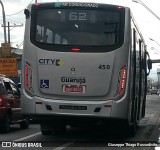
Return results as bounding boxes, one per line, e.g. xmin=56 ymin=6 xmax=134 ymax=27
xmin=147 ymin=59 xmax=152 ymax=70
xmin=147 ymin=59 xmax=152 ymax=76
xmin=24 ymin=9 xmax=30 ymax=19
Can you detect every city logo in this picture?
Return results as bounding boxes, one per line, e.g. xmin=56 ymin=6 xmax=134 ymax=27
xmin=39 ymin=59 xmax=64 ymax=66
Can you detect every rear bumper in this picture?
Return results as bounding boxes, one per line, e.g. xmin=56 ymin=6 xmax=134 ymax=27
xmin=22 ymin=94 xmax=129 ymax=121
xmin=28 ymin=114 xmax=128 ymax=125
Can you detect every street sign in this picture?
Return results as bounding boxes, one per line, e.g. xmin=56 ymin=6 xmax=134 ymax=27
xmin=1 ymin=43 xmax=11 ymax=57
xmin=0 ymin=58 xmax=18 ymax=77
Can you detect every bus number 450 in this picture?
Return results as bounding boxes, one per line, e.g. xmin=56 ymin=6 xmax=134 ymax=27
xmin=98 ymin=65 xmax=110 ymax=70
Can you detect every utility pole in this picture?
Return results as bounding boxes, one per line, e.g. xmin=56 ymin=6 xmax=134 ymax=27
xmin=0 ymin=0 xmax=7 ymax=43
xmin=1 ymin=23 xmax=23 ymax=44
xmin=8 ymin=22 xmax=10 ymax=43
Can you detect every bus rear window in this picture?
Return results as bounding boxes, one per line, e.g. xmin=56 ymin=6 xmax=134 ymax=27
xmin=34 ymin=9 xmax=122 ymax=46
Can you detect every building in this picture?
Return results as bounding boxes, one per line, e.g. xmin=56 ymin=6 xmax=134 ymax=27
xmin=0 ymin=46 xmax=22 ymax=84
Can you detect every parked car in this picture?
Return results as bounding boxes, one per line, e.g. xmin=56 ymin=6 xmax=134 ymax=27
xmin=150 ymin=89 xmax=158 ymax=95
xmin=0 ymin=74 xmax=29 ymax=133
xmin=157 ymin=89 xmax=160 ymax=95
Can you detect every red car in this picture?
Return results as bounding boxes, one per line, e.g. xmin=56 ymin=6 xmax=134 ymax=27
xmin=0 ymin=74 xmax=29 ymax=133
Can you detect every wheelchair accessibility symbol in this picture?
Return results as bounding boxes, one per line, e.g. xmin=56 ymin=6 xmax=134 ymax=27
xmin=40 ymin=80 xmax=49 ymax=88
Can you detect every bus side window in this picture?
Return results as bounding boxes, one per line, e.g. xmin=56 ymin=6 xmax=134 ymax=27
xmin=36 ymin=32 xmax=42 ymax=42
xmin=36 ymin=33 xmax=42 ymax=42
xmin=36 ymin=25 xmax=43 ymax=42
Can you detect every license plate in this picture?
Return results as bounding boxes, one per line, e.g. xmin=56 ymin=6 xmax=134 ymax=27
xmin=59 ymin=105 xmax=87 ymax=110
xmin=63 ymin=85 xmax=85 ymax=93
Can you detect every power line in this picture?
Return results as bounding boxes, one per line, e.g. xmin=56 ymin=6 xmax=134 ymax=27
xmin=133 ymin=0 xmax=160 ymax=21
xmin=0 ymin=18 xmax=23 ymax=24
xmin=6 ymin=9 xmax=24 ymax=16
xmin=17 ymin=41 xmax=24 ymax=48
xmin=139 ymin=0 xmax=160 ymax=21
xmin=5 ymin=0 xmax=34 ymax=16
xmin=1 ymin=22 xmax=23 ymax=43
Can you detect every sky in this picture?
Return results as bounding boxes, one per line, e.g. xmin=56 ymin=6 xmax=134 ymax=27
xmin=0 ymin=0 xmax=160 ymax=79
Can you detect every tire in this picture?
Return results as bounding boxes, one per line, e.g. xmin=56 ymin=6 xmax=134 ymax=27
xmin=40 ymin=123 xmax=53 ymax=135
xmin=53 ymin=123 xmax=66 ymax=135
xmin=127 ymin=120 xmax=137 ymax=137
xmin=20 ymin=117 xmax=30 ymax=129
xmin=127 ymin=99 xmax=138 ymax=137
xmin=0 ymin=114 xmax=10 ymax=133
xmin=124 ymin=116 xmax=137 ymax=137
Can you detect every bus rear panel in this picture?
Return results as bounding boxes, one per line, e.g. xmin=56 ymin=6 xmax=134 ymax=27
xmin=22 ymin=2 xmax=148 ymax=136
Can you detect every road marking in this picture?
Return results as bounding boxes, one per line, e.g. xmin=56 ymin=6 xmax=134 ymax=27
xmin=52 ymin=142 xmax=74 ymax=150
xmin=14 ymin=132 xmax=41 ymax=142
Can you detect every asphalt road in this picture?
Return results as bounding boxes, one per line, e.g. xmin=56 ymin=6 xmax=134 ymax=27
xmin=0 ymin=95 xmax=160 ymax=150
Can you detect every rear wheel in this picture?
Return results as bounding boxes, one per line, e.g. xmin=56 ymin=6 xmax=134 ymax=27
xmin=20 ymin=117 xmax=30 ymax=129
xmin=142 ymin=97 xmax=146 ymax=118
xmin=127 ymin=119 xmax=137 ymax=137
xmin=127 ymin=98 xmax=138 ymax=137
xmin=40 ymin=122 xmax=66 ymax=135
xmin=53 ymin=123 xmax=66 ymax=135
xmin=41 ymin=130 xmax=53 ymax=135
xmin=0 ymin=114 xmax=10 ymax=133
xmin=40 ymin=123 xmax=53 ymax=135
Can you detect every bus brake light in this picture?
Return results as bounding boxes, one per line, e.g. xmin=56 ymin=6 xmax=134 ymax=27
xmin=34 ymin=3 xmax=41 ymax=6
xmin=25 ymin=61 xmax=33 ymax=92
xmin=115 ymin=65 xmax=127 ymax=96
xmin=0 ymin=98 xmax=3 ymax=106
xmin=71 ymin=48 xmax=80 ymax=52
xmin=116 ymin=6 xmax=124 ymax=10
xmin=118 ymin=66 xmax=127 ymax=95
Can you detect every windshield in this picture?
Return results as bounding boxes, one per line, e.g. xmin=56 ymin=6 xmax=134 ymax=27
xmin=35 ymin=9 xmax=121 ymax=46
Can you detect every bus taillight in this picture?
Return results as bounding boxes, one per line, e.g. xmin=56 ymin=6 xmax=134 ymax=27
xmin=118 ymin=65 xmax=127 ymax=95
xmin=25 ymin=61 xmax=33 ymax=92
xmin=0 ymin=98 xmax=3 ymax=106
xmin=71 ymin=48 xmax=80 ymax=52
xmin=116 ymin=6 xmax=124 ymax=10
xmin=34 ymin=3 xmax=41 ymax=6
xmin=25 ymin=65 xmax=29 ymax=89
xmin=115 ymin=65 xmax=127 ymax=96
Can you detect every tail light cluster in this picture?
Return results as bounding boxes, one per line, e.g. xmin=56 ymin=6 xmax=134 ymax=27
xmin=25 ymin=61 xmax=33 ymax=92
xmin=71 ymin=48 xmax=80 ymax=52
xmin=115 ymin=65 xmax=127 ymax=96
xmin=0 ymin=98 xmax=3 ymax=106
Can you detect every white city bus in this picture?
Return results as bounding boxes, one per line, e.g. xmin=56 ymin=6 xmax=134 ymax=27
xmin=22 ymin=2 xmax=152 ymax=136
